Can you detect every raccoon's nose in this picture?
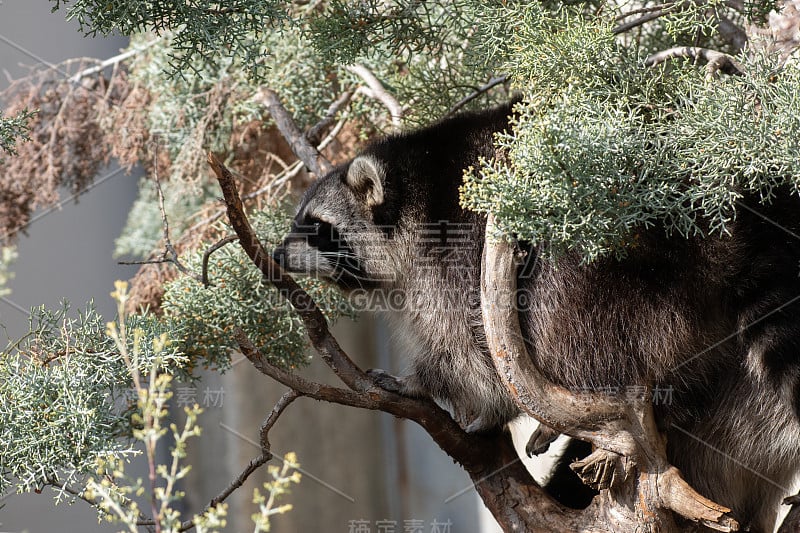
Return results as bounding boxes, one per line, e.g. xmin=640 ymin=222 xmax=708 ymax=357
xmin=272 ymin=245 xmax=287 ymax=268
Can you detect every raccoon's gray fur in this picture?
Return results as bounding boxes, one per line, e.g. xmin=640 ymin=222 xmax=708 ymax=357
xmin=273 ymin=103 xmax=800 ymax=532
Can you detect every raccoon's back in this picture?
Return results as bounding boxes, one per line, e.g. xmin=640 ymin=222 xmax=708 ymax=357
xmin=520 ymin=191 xmax=800 ymax=392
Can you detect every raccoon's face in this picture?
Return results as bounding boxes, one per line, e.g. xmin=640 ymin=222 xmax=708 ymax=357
xmin=273 ymin=155 xmax=397 ymax=291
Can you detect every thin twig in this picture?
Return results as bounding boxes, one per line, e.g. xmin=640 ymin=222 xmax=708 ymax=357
xmin=613 ymin=9 xmax=668 ymax=34
xmin=119 ymin=257 xmax=178 ymax=267
xmin=445 ymin=75 xmax=508 ymax=118
xmin=615 ymin=2 xmax=675 ymax=21
xmin=260 ymin=389 xmax=302 ymax=452
xmin=317 ymin=114 xmax=348 ymax=152
xmin=68 ymin=38 xmax=160 ymax=84
xmin=163 ymin=390 xmax=301 ymax=532
xmin=153 ymin=172 xmax=200 ymax=279
xmin=306 ymin=90 xmax=353 ymax=145
xmin=201 ymin=234 xmax=239 ymax=287
xmin=44 ymin=478 xmax=155 ymax=533
xmin=170 ymin=453 xmax=272 ymax=532
xmin=120 ymin=175 xmax=201 ymax=281
xmin=242 ymin=161 xmax=305 ymax=204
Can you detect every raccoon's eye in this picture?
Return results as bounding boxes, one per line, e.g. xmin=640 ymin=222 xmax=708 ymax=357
xmin=306 ymin=217 xmax=329 ymax=233
xmin=301 ymin=217 xmax=336 ymax=246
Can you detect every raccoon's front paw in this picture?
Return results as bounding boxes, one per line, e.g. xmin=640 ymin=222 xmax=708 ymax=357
xmin=526 ymin=425 xmax=560 ymax=457
xmin=366 ymin=368 xmax=417 ymax=396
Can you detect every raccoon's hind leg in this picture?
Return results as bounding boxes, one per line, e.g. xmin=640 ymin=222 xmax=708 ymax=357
xmin=463 ymin=414 xmax=498 ymax=434
xmin=367 ymin=369 xmax=507 ymax=434
xmin=366 ymin=368 xmax=429 ymax=398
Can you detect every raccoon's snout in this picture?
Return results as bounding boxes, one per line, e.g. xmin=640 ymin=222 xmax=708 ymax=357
xmin=271 ymin=242 xmax=306 ymax=273
xmin=271 ymin=245 xmax=287 ymax=269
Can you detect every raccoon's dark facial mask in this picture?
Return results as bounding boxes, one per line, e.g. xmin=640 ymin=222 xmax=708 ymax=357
xmin=274 ymin=155 xmax=390 ymax=290
xmin=272 ymin=215 xmax=374 ymax=291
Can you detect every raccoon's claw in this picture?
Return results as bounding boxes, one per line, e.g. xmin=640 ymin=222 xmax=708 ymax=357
xmin=367 ymin=368 xmax=411 ymax=395
xmin=526 ymin=425 xmax=560 ymax=457
xmin=780 ymin=493 xmax=800 ymax=533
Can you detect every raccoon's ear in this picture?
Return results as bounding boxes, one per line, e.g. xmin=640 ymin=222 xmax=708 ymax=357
xmin=345 ymin=156 xmax=384 ymax=207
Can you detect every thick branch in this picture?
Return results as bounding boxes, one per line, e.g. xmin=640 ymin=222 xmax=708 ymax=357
xmin=480 ymin=214 xmax=737 ymax=532
xmin=211 ymin=154 xmax=670 ymax=531
xmin=235 ymin=328 xmax=378 ymax=408
xmin=208 ymin=152 xmax=369 ymax=391
xmin=346 ymin=64 xmax=403 ymax=129
xmin=480 ymin=227 xmax=628 ymax=452
xmin=235 ymin=326 xmax=591 ymax=530
xmin=255 ymin=89 xmax=334 ymax=177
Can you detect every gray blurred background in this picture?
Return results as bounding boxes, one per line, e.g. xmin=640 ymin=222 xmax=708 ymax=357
xmin=1 ymin=2 xmax=137 ymax=531
xmin=0 ymin=3 xmax=547 ymax=531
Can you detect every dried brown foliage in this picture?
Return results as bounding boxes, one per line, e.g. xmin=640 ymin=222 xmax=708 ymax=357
xmin=102 ymin=82 xmax=152 ymax=173
xmin=125 ymin=119 xmax=364 ymax=315
xmin=0 ymin=46 xmax=378 ymax=317
xmin=0 ymin=60 xmax=131 ymax=242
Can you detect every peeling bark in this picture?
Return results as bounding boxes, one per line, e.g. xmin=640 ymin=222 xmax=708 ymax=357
xmin=479 ymin=214 xmax=738 ymax=532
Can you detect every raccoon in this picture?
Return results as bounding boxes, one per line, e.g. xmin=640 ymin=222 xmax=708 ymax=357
xmin=273 ymin=103 xmax=800 ymax=531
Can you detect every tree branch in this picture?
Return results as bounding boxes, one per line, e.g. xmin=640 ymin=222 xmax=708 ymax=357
xmin=445 ymin=75 xmax=508 ymax=118
xmin=67 ymin=38 xmax=160 ymax=84
xmin=208 ymin=153 xmax=530 ymax=474
xmin=255 ymin=89 xmax=335 ymax=177
xmin=613 ymin=9 xmax=669 ymax=34
xmin=120 ymin=172 xmax=200 ymax=280
xmin=172 ymin=391 xmax=301 ymax=532
xmin=480 ymin=214 xmax=738 ymax=532
xmin=211 ymin=152 xmax=694 ymax=531
xmin=44 ymin=478 xmax=155 ymax=533
xmin=208 ymin=151 xmax=371 ymax=391
xmin=645 ymin=47 xmax=745 ymax=78
xmin=234 ymin=328 xmax=378 ymax=407
xmin=346 ymin=64 xmax=403 ymax=129
xmin=306 ymin=90 xmax=353 ymax=146
xmin=259 ymin=389 xmax=301 ymax=452
xmin=201 ymin=234 xmax=239 ymax=287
